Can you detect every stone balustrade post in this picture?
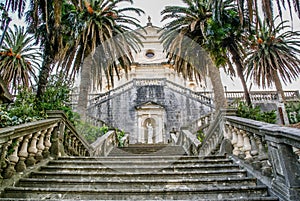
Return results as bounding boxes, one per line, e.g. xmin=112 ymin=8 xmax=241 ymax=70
xmin=43 ymin=127 xmax=54 ymax=158
xmin=0 ymin=141 xmax=11 ymax=179
xmin=242 ymin=131 xmax=252 ymax=161
xmin=4 ymin=137 xmax=22 ymax=178
xmin=231 ymin=127 xmax=239 ymax=156
xmin=36 ymin=129 xmax=47 ymax=162
xmin=250 ymin=135 xmax=259 ymax=156
xmin=255 ymin=135 xmax=268 ymax=161
xmin=16 ymin=134 xmax=32 ymax=172
xmin=73 ymin=137 xmax=79 ymax=155
xmin=237 ymin=129 xmax=245 ymax=158
xmin=26 ymin=131 xmax=40 ymax=166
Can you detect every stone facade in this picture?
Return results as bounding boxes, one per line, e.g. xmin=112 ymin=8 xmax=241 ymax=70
xmin=88 ymin=79 xmax=212 ymax=144
xmin=87 ymin=23 xmax=212 ymax=144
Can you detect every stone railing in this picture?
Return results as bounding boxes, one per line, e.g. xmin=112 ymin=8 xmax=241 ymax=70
xmin=70 ymin=93 xmax=101 ymax=110
xmin=187 ymin=112 xmax=215 ymax=134
xmin=171 ymin=129 xmax=201 ymax=156
xmin=198 ymin=111 xmax=300 ymax=201
xmin=165 ymin=80 xmax=213 ymax=108
xmin=199 ymin=90 xmax=300 ymax=103
xmin=83 ymin=78 xmax=214 ymax=110
xmin=91 ymin=130 xmax=129 ymax=156
xmin=85 ymin=114 xmax=107 ymax=128
xmin=198 ymin=109 xmax=237 ymax=156
xmin=0 ymin=111 xmax=91 ymax=179
xmin=88 ymin=81 xmax=134 ymax=107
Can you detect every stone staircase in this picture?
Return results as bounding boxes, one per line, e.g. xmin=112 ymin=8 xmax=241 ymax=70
xmin=0 ymin=145 xmax=278 ymax=200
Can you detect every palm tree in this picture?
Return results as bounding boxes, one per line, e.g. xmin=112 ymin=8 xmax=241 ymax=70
xmin=5 ymin=0 xmax=67 ymax=98
xmin=161 ymin=0 xmax=227 ymax=110
xmin=60 ymin=0 xmax=144 ymax=119
xmin=245 ymin=18 xmax=300 ymax=102
xmin=0 ymin=25 xmax=42 ymax=92
xmin=205 ymin=0 xmax=252 ymax=105
xmin=211 ymin=0 xmax=300 ymax=28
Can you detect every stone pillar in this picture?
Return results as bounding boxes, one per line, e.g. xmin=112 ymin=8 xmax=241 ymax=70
xmin=267 ymin=140 xmax=300 ymax=201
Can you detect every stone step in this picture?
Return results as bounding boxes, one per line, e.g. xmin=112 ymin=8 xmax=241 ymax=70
xmin=2 ymin=186 xmax=270 ymax=200
xmin=57 ymin=155 xmax=227 ymax=161
xmin=0 ymin=198 xmax=279 ymax=201
xmin=29 ymin=169 xmax=248 ymax=180
xmin=108 ymin=145 xmax=187 ymax=156
xmin=17 ymin=177 xmax=257 ymax=189
xmin=48 ymin=158 xmax=235 ymax=166
xmin=39 ymin=163 xmax=241 ymax=173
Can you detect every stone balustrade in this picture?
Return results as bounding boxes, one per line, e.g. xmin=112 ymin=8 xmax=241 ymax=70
xmin=198 ymin=110 xmax=300 ymax=201
xmin=165 ymin=80 xmax=213 ymax=107
xmin=187 ymin=112 xmax=214 ymax=134
xmin=0 ymin=111 xmax=91 ymax=179
xmin=91 ymin=130 xmax=129 ymax=156
xmin=83 ymin=78 xmax=214 ymax=110
xmin=198 ymin=109 xmax=236 ymax=156
xmin=173 ymin=129 xmax=201 ymax=155
xmin=198 ymin=90 xmax=300 ymax=103
xmin=85 ymin=115 xmax=106 ymax=128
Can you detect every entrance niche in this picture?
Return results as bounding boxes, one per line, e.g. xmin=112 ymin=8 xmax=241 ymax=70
xmin=136 ymin=102 xmax=166 ymax=144
xmin=144 ymin=118 xmax=156 ymax=144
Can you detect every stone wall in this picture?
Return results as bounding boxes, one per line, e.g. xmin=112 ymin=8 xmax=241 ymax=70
xmin=88 ymin=81 xmax=212 ymax=144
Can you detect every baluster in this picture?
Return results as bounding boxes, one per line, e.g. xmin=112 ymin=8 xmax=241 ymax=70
xmin=0 ymin=141 xmax=12 ymax=179
xmin=43 ymin=127 xmax=54 ymax=158
xmin=3 ymin=137 xmax=23 ymax=178
xmin=36 ymin=129 xmax=47 ymax=162
xmin=231 ymin=127 xmax=239 ymax=156
xmin=255 ymin=135 xmax=272 ymax=176
xmin=256 ymin=135 xmax=268 ymax=161
xmin=74 ymin=138 xmax=79 ymax=155
xmin=250 ymin=135 xmax=259 ymax=156
xmin=65 ymin=134 xmax=70 ymax=154
xmin=16 ymin=134 xmax=32 ymax=172
xmin=237 ymin=129 xmax=245 ymax=158
xmin=242 ymin=131 xmax=253 ymax=161
xmin=26 ymin=131 xmax=41 ymax=166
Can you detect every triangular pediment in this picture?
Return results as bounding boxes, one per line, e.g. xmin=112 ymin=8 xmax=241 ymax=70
xmin=135 ymin=101 xmax=164 ymax=110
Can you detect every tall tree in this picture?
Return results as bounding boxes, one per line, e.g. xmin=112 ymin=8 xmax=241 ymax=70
xmin=161 ymin=0 xmax=227 ymax=110
xmin=211 ymin=0 xmax=300 ymax=28
xmin=205 ymin=0 xmax=252 ymax=105
xmin=245 ymin=18 xmax=300 ymax=102
xmin=60 ymin=0 xmax=144 ymax=119
xmin=0 ymin=25 xmax=41 ymax=92
xmin=5 ymin=0 xmax=66 ymax=98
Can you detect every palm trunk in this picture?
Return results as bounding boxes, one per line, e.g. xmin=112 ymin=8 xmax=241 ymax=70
xmin=207 ymin=57 xmax=227 ymax=111
xmin=272 ymin=70 xmax=285 ymax=102
xmin=272 ymin=70 xmax=288 ymax=125
xmin=37 ymin=55 xmax=52 ymax=98
xmin=228 ymin=45 xmax=252 ymax=106
xmin=77 ymin=54 xmax=93 ymax=120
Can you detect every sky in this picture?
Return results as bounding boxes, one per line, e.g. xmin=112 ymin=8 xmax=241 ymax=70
xmin=1 ymin=0 xmax=300 ymax=91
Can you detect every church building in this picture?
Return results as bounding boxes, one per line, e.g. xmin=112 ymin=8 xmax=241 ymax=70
xmin=86 ymin=18 xmax=213 ymax=144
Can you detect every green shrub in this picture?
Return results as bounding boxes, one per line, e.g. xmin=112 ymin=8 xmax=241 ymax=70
xmin=0 ymin=75 xmax=77 ymax=128
xmin=286 ymin=102 xmax=300 ymax=124
xmin=237 ymin=102 xmax=277 ymax=124
xmin=116 ymin=129 xmax=126 ymax=147
xmin=197 ymin=130 xmax=205 ymax=143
